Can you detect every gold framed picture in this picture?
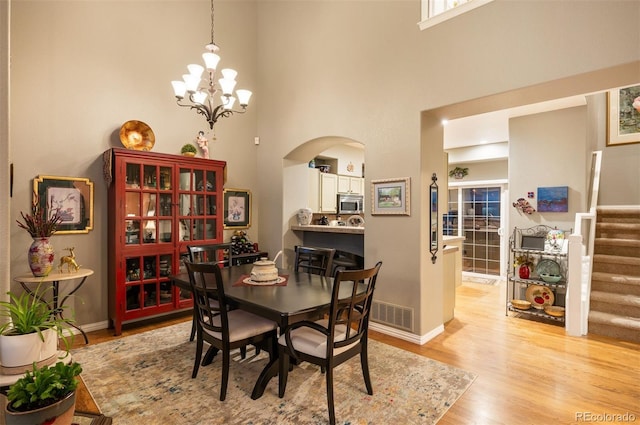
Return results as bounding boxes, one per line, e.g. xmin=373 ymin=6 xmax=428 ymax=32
xmin=33 ymin=175 xmax=94 ymax=234
xmin=370 ymin=177 xmax=410 ymax=216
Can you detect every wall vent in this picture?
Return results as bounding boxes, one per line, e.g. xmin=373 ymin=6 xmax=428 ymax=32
xmin=371 ymin=301 xmax=414 ymax=332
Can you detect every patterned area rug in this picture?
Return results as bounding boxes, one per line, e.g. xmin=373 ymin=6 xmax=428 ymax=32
xmin=71 ymin=322 xmax=475 ymax=424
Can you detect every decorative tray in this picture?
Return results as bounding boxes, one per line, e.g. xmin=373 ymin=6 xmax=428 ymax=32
xmin=119 ymin=120 xmax=155 ymax=151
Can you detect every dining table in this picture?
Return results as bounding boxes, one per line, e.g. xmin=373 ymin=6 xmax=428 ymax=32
xmin=171 ymin=263 xmax=362 ymax=400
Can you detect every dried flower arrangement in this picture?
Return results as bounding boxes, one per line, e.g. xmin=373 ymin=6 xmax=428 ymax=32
xmin=16 ymin=194 xmax=63 ymax=237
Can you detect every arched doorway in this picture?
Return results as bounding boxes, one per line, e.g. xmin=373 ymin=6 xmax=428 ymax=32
xmin=281 ymin=136 xmax=364 ymax=268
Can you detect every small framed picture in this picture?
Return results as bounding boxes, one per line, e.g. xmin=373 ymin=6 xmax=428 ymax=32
xmin=371 ymin=177 xmax=410 ymax=216
xmin=607 ymin=83 xmax=640 ymax=146
xmin=33 ymin=175 xmax=94 ymax=234
xmin=537 ymin=186 xmax=568 ymax=213
xmin=223 ymin=188 xmax=252 ymax=229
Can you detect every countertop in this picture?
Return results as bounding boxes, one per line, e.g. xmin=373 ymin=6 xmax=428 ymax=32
xmin=291 ymin=224 xmax=364 ymax=234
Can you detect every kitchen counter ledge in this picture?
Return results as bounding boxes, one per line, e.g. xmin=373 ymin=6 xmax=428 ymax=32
xmin=291 ymin=224 xmax=364 ymax=234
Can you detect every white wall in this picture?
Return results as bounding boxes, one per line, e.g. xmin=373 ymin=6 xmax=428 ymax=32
xmin=509 ymin=107 xmax=587 ymax=232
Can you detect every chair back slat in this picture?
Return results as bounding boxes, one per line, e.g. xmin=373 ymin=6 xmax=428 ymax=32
xmin=294 ymin=245 xmax=336 ymax=277
xmin=328 ymin=261 xmax=382 ymax=351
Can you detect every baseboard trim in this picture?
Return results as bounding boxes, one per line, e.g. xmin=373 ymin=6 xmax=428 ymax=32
xmin=370 ymin=321 xmax=444 ymax=345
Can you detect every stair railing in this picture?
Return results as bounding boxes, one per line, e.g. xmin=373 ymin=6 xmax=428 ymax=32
xmin=566 ymin=151 xmax=601 ymax=336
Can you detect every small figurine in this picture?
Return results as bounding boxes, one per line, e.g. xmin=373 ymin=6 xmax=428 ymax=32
xmin=195 ymin=131 xmax=209 ymax=159
xmin=58 ymin=247 xmax=80 ymax=273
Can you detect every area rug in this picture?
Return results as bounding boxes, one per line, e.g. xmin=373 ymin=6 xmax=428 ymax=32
xmin=464 ymin=276 xmax=499 ymax=286
xmin=71 ymin=322 xmax=476 ymax=424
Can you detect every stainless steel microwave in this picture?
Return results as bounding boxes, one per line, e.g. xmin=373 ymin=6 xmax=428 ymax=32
xmin=337 ymin=194 xmax=364 ymax=214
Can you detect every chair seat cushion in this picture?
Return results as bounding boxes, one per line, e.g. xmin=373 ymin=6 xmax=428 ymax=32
xmin=204 ymin=310 xmax=276 ymax=342
xmin=278 ymin=320 xmax=358 ymax=358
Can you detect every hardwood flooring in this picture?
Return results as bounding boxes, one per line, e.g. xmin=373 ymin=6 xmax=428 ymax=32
xmin=73 ymin=281 xmax=640 ymax=424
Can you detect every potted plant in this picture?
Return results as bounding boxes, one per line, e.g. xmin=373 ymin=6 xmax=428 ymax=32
xmin=180 ymin=143 xmax=197 ymax=157
xmin=0 ymin=283 xmax=75 ymax=369
xmin=16 ymin=194 xmax=63 ymax=277
xmin=448 ymin=167 xmax=469 ymax=179
xmin=5 ymin=361 xmax=82 ymax=425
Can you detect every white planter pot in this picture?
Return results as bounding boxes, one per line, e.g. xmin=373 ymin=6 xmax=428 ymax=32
xmin=0 ymin=328 xmax=58 ymax=368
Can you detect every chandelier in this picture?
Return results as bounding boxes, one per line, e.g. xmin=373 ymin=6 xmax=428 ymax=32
xmin=171 ymin=0 xmax=252 ymax=130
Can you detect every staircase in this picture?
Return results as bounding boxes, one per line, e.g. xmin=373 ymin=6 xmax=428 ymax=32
xmin=588 ymin=206 xmax=640 ymax=343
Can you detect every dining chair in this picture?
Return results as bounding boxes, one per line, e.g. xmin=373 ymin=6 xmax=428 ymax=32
xmin=330 ymin=250 xmax=364 ymax=277
xmin=294 ymin=245 xmax=336 ymax=277
xmin=277 ymin=261 xmax=383 ymax=425
xmin=187 ymin=243 xmax=233 ymax=267
xmin=185 ymin=243 xmax=233 ymax=342
xmin=184 ymin=261 xmax=277 ymax=401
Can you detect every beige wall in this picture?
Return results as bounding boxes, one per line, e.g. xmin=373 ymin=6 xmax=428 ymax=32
xmin=5 ymin=0 xmax=640 ymax=339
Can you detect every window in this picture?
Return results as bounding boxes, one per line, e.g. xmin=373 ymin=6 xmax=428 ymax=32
xmin=419 ymin=0 xmax=493 ymax=30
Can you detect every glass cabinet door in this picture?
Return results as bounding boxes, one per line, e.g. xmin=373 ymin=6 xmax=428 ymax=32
xmin=178 ymin=167 xmax=219 ymax=242
xmin=124 ymin=163 xmax=174 ymax=246
xmin=124 ymin=253 xmax=174 ymax=312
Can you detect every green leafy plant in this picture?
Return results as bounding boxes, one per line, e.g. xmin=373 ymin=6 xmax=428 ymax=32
xmin=0 ymin=283 xmax=75 ymax=352
xmin=16 ymin=193 xmax=63 ymax=238
xmin=181 ymin=143 xmax=197 ymax=154
xmin=448 ymin=167 xmax=469 ymax=179
xmin=6 ymin=361 xmax=82 ymax=411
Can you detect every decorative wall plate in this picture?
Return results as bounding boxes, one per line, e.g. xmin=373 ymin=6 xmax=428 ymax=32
xmin=119 ymin=120 xmax=155 ymax=151
xmin=525 ymin=285 xmax=555 ymax=309
xmin=535 ymin=259 xmax=561 ymax=277
xmin=347 ymin=215 xmax=365 ymax=227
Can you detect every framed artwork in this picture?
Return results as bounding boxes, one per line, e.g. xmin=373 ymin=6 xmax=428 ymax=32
xmin=371 ymin=177 xmax=410 ymax=216
xmin=223 ymin=188 xmax=252 ymax=229
xmin=537 ymin=186 xmax=568 ymax=213
xmin=607 ymin=83 xmax=640 ymax=146
xmin=33 ymin=175 xmax=94 ymax=234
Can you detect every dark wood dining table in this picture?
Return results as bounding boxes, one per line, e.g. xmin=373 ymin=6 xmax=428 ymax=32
xmin=171 ymin=264 xmax=359 ymax=399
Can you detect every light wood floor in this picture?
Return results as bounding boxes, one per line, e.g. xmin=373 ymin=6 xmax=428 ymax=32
xmin=73 ymin=281 xmax=640 ymax=424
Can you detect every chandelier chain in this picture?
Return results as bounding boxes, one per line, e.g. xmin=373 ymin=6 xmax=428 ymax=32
xmin=210 ymin=0 xmax=215 ymax=45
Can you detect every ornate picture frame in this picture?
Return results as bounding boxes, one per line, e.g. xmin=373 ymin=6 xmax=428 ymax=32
xmin=607 ymin=83 xmax=640 ymax=146
xmin=371 ymin=177 xmax=410 ymax=216
xmin=33 ymin=175 xmax=94 ymax=234
xmin=223 ymin=188 xmax=252 ymax=229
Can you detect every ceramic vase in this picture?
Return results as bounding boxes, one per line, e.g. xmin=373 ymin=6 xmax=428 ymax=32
xmin=296 ymin=208 xmax=313 ymax=226
xmin=518 ymin=264 xmax=530 ymax=279
xmin=28 ymin=237 xmax=55 ymax=277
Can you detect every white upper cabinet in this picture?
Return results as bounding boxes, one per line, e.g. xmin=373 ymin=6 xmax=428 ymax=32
xmin=319 ymin=173 xmax=338 ymax=213
xmin=337 ymin=175 xmax=363 ymax=195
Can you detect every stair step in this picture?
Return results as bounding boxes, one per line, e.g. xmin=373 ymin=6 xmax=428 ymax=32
xmin=597 ymin=206 xmax=640 ymax=217
xmin=591 ymin=290 xmax=640 ymax=307
xmin=594 ymin=238 xmax=640 ymax=257
xmin=591 ymin=272 xmax=640 ymax=295
xmin=588 ymin=311 xmax=640 ymax=343
xmin=595 ymin=238 xmax=640 ymax=248
xmin=590 ymin=291 xmax=640 ymax=317
xmin=592 ymin=255 xmax=640 ymax=276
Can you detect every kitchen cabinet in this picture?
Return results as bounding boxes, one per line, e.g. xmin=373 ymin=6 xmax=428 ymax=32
xmin=337 ymin=175 xmax=363 ymax=195
xmin=307 ymin=168 xmax=320 ymax=212
xmin=319 ymin=173 xmax=337 ymax=213
xmin=104 ymin=148 xmax=226 ymax=335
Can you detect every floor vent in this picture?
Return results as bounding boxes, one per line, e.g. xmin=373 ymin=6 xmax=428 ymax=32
xmin=371 ymin=301 xmax=414 ymax=332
